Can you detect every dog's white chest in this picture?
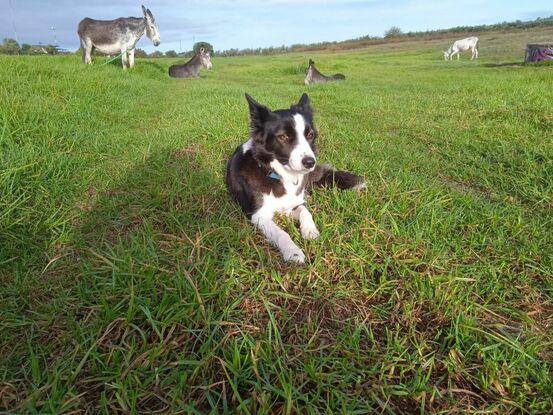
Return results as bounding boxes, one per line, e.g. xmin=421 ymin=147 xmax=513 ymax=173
xmin=261 ymin=183 xmax=305 ymax=216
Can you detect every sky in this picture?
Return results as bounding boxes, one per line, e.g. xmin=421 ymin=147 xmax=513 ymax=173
xmin=1 ymin=0 xmax=551 ymax=52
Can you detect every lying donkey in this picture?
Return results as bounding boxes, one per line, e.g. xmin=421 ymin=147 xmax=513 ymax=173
xmin=168 ymin=48 xmax=213 ymax=78
xmin=78 ymin=5 xmax=160 ymax=69
xmin=304 ymin=59 xmax=345 ymax=85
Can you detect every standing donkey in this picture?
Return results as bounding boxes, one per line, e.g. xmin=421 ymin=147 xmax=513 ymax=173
xmin=78 ymin=5 xmax=160 ymax=69
xmin=168 ymin=48 xmax=213 ymax=78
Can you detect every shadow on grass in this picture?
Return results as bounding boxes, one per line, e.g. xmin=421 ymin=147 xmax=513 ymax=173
xmin=135 ymin=59 xmax=167 ymax=74
xmin=99 ymin=58 xmax=168 ymax=75
xmin=482 ymin=61 xmax=524 ymax=67
xmin=77 ymin=145 xmax=233 ymax=265
xmin=0 ymin=146 xmax=250 ymax=413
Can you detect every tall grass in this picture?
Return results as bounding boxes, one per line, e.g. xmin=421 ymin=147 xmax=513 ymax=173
xmin=1 ymin=29 xmax=552 ymax=413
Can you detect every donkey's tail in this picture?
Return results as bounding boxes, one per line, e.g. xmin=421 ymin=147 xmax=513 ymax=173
xmin=308 ymin=164 xmax=365 ymax=190
xmin=332 ymin=73 xmax=346 ymax=80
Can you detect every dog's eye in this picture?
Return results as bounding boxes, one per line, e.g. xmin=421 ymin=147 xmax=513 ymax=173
xmin=277 ymin=134 xmax=289 ymax=142
xmin=306 ymin=130 xmax=315 ymax=140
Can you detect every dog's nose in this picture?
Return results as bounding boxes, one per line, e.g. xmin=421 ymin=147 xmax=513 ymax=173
xmin=302 ymin=156 xmax=316 ymax=169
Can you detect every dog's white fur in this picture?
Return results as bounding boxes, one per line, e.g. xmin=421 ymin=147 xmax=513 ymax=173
xmin=249 ymin=114 xmax=318 ymax=263
xmin=288 ymin=114 xmax=316 ymax=172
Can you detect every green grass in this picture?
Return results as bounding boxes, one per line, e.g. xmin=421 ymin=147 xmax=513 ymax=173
xmin=1 ymin=29 xmax=552 ymax=413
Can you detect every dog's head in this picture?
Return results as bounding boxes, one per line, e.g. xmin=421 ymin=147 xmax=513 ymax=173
xmin=245 ymin=93 xmax=317 ymax=173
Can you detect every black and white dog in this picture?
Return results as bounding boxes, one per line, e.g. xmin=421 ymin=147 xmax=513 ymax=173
xmin=226 ymin=93 xmax=365 ymax=263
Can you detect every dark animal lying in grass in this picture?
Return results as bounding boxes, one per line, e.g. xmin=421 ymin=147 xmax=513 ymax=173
xmin=304 ymin=59 xmax=345 ymax=85
xmin=168 ymin=47 xmax=212 ymax=78
xmin=226 ymin=93 xmax=364 ymax=263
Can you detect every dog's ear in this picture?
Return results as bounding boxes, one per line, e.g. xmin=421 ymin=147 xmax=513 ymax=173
xmin=291 ymin=93 xmax=312 ymax=114
xmin=245 ymin=93 xmax=273 ymax=134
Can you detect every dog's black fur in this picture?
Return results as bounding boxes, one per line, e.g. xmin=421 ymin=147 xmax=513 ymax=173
xmin=225 ymin=93 xmax=364 ymax=262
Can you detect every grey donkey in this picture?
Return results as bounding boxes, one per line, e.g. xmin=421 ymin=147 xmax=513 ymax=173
xmin=304 ymin=59 xmax=345 ymax=85
xmin=78 ymin=5 xmax=160 ymax=69
xmin=168 ymin=47 xmax=213 ymax=78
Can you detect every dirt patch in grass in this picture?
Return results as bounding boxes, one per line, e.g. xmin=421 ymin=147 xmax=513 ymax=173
xmin=439 ymin=174 xmax=493 ymax=198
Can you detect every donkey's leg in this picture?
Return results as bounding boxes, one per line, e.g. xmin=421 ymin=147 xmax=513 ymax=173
xmin=81 ymin=39 xmax=92 ymax=64
xmin=128 ymin=49 xmax=135 ymax=68
xmin=121 ymin=50 xmax=129 ymax=69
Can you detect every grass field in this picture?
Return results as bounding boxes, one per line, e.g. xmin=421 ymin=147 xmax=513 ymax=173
xmin=1 ymin=28 xmax=552 ymax=413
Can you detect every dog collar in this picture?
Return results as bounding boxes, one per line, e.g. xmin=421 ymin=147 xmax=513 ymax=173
xmin=258 ymin=162 xmax=282 ymax=181
xmin=268 ymin=171 xmax=282 ymax=180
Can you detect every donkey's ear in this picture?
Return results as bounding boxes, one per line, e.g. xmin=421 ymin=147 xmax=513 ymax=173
xmin=142 ymin=5 xmax=147 ymax=15
xmin=293 ymin=93 xmax=312 ymax=113
xmin=309 ymin=59 xmax=314 ymax=65
xmin=245 ymin=93 xmax=273 ymax=129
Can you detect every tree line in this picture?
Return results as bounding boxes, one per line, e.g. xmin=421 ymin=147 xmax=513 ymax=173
xmin=140 ymin=41 xmax=214 ymax=58
xmin=0 ymin=38 xmax=214 ymax=58
xmin=0 ymin=38 xmax=66 ymax=55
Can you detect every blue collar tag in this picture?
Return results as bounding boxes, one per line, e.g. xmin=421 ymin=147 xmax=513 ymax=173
xmin=268 ymin=171 xmax=282 ymax=180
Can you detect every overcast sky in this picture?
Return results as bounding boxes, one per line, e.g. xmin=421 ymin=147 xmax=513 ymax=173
xmin=1 ymin=0 xmax=551 ymax=52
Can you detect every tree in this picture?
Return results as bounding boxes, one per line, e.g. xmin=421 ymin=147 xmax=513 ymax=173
xmin=384 ymin=26 xmax=403 ymax=38
xmin=165 ymin=50 xmax=177 ymax=58
xmin=149 ymin=51 xmax=164 ymax=58
xmin=43 ymin=44 xmax=59 ymax=55
xmin=134 ymin=48 xmax=148 ymax=58
xmin=0 ymin=38 xmax=20 ymax=55
xmin=193 ymin=41 xmax=214 ymax=55
xmin=20 ymin=43 xmax=31 ymax=54
xmin=29 ymin=45 xmax=47 ymax=54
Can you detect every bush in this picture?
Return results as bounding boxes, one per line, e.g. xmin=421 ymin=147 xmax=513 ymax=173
xmin=193 ymin=42 xmax=214 ymax=55
xmin=135 ymin=48 xmax=148 ymax=58
xmin=0 ymin=38 xmax=20 ymax=55
xmin=20 ymin=43 xmax=31 ymax=55
xmin=165 ymin=50 xmax=177 ymax=58
xmin=384 ymin=26 xmax=403 ymax=38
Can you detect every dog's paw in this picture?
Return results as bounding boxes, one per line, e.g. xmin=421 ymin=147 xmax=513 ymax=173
xmin=282 ymin=243 xmax=306 ymax=263
xmin=301 ymin=223 xmax=320 ymax=240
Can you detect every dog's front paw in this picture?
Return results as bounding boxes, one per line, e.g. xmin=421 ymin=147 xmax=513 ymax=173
xmin=301 ymin=223 xmax=320 ymax=240
xmin=282 ymin=243 xmax=306 ymax=263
